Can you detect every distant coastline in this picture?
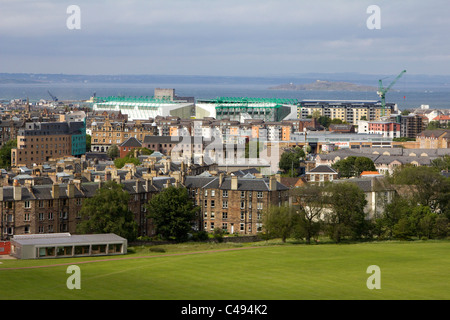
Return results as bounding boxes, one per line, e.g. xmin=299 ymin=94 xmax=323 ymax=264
xmin=269 ymin=80 xmax=378 ymax=92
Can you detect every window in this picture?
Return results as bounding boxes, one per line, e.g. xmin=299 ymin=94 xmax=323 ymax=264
xmin=24 ymin=201 xmax=31 ymax=209
xmin=211 ymin=212 xmax=215 ymax=219
xmin=211 ymin=200 xmax=215 ymax=208
xmin=210 ymin=222 xmax=214 ymax=230
xmin=241 ymin=191 xmax=245 ymax=198
xmin=222 ymin=212 xmax=228 ymax=220
xmin=257 ymin=202 xmax=263 ymax=210
xmin=204 ymin=190 xmax=208 ymax=197
xmin=240 ymin=201 xmax=245 ymax=209
xmin=223 ymin=190 xmax=228 ymax=198
xmin=211 ymin=190 xmax=215 ymax=197
xmin=240 ymin=212 xmax=245 ymax=220
xmin=257 ymin=191 xmax=263 ymax=198
xmin=240 ymin=223 xmax=245 ymax=231
xmin=222 ymin=201 xmax=228 ymax=209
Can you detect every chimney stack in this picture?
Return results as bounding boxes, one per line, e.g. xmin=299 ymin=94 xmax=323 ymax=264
xmin=269 ymin=175 xmax=277 ymax=191
xmin=67 ymin=181 xmax=75 ymax=198
xmin=52 ymin=183 xmax=60 ymax=199
xmin=13 ymin=180 xmax=22 ymax=201
xmin=145 ymin=177 xmax=153 ymax=191
xmin=231 ymin=175 xmax=238 ymax=190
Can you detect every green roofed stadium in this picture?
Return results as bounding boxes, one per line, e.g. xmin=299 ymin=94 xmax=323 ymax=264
xmin=196 ymin=97 xmax=299 ymax=122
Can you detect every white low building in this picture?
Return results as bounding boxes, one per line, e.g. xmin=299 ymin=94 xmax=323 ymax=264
xmin=10 ymin=233 xmax=127 ymax=259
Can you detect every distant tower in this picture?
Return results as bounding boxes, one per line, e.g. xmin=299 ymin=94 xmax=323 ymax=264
xmin=26 ymin=97 xmax=30 ymax=113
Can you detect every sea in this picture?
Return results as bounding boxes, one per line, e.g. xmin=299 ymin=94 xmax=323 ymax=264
xmin=1 ymin=82 xmax=450 ymax=110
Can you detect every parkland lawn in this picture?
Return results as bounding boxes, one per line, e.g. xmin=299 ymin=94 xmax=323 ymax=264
xmin=0 ymin=240 xmax=448 ymax=300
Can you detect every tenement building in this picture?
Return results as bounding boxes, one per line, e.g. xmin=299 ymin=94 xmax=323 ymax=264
xmin=0 ymin=177 xmax=175 ymax=240
xmin=11 ymin=121 xmax=86 ymax=168
xmin=0 ymin=170 xmax=290 ymax=240
xmin=184 ymin=173 xmax=290 ymax=235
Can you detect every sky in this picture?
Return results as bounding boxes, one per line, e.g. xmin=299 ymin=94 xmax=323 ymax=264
xmin=1 ymin=0 xmax=450 ymax=77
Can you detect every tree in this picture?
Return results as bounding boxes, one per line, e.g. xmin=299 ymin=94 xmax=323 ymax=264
xmin=279 ymin=147 xmax=305 ymax=176
xmin=312 ymin=110 xmax=322 ymax=119
xmin=379 ymin=165 xmax=450 ymax=240
xmin=114 ymin=156 xmax=140 ymax=169
xmin=0 ymin=139 xmax=17 ymax=168
xmin=389 ymin=165 xmax=450 ymax=212
xmin=291 ymin=183 xmax=327 ymax=244
xmin=262 ymin=205 xmax=298 ymax=242
xmin=427 ymin=121 xmax=441 ymax=130
xmin=107 ymin=144 xmax=119 ymax=159
xmin=354 ymin=157 xmax=377 ymax=175
xmin=146 ymin=186 xmax=200 ymax=242
xmin=376 ymin=195 xmax=411 ymax=239
xmin=330 ymin=118 xmax=345 ymax=125
xmin=76 ymin=181 xmax=138 ymax=241
xmin=332 ymin=156 xmax=376 ymax=178
xmin=323 ymin=182 xmax=368 ymax=243
xmin=138 ymin=147 xmax=154 ymax=156
xmin=431 ymin=155 xmax=450 ymax=172
xmin=245 ymin=140 xmax=261 ymax=158
xmin=86 ymin=134 xmax=91 ymax=152
xmin=401 ymin=109 xmax=411 ymax=116
xmin=317 ymin=116 xmax=331 ymax=128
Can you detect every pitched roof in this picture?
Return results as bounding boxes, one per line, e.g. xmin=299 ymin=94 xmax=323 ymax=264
xmin=120 ymin=137 xmax=142 ymax=148
xmin=184 ymin=176 xmax=289 ymax=191
xmin=307 ymin=165 xmax=338 ymax=174
xmin=418 ymin=129 xmax=450 ymax=138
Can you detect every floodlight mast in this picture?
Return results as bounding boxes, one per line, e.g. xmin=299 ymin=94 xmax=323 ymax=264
xmin=377 ymin=70 xmax=406 ymax=116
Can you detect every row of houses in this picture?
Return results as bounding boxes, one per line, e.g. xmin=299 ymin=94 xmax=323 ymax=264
xmin=88 ymin=114 xmax=321 ymax=153
xmin=1 ymin=151 xmax=403 ymax=242
xmin=315 ymin=146 xmax=450 ymax=175
xmin=0 ymin=158 xmax=291 ymax=240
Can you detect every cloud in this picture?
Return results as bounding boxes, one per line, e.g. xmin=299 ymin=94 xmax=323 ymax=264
xmin=1 ymin=0 xmax=450 ymax=75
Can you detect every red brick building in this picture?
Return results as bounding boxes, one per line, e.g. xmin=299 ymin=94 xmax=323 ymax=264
xmin=118 ymin=137 xmax=142 ymax=158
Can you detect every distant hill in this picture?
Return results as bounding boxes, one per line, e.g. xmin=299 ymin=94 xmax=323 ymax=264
xmin=269 ymin=80 xmax=378 ymax=92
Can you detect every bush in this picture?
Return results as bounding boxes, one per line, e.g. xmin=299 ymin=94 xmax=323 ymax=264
xmin=149 ymin=247 xmax=166 ymax=253
xmin=213 ymin=228 xmax=225 ymax=243
xmin=191 ymin=231 xmax=209 ymax=242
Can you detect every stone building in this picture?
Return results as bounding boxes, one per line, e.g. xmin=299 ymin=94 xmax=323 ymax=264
xmin=11 ymin=121 xmax=86 ymax=168
xmin=184 ymin=173 xmax=290 ymax=235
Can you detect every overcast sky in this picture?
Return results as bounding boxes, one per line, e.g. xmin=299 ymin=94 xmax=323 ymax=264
xmin=1 ymin=0 xmax=450 ymax=76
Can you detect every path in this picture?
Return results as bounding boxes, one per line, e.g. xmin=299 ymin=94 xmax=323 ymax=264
xmin=0 ymin=246 xmax=263 ymax=270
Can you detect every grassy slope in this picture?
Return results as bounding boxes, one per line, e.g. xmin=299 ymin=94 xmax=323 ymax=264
xmin=0 ymin=240 xmax=449 ymax=300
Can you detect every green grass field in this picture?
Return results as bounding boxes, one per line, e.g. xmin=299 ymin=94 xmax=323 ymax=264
xmin=0 ymin=240 xmax=449 ymax=300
